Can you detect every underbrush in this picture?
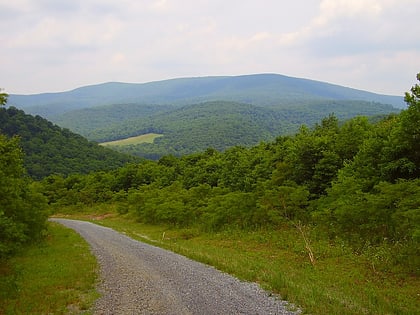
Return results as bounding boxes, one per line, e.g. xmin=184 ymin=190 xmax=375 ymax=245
xmin=0 ymin=222 xmax=99 ymax=315
xmin=54 ymin=204 xmax=420 ymax=315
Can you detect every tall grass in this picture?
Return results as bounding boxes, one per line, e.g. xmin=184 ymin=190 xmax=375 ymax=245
xmin=72 ymin=208 xmax=419 ymax=315
xmin=0 ymin=222 xmax=99 ymax=315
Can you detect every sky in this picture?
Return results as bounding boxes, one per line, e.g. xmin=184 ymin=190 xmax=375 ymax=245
xmin=1 ymin=0 xmax=420 ymax=96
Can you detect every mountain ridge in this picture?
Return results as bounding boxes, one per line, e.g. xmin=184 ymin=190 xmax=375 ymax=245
xmin=8 ymin=74 xmax=406 ymax=119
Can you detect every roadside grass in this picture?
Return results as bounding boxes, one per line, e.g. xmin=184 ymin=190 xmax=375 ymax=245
xmin=54 ymin=206 xmax=420 ymax=315
xmin=100 ymin=133 xmax=163 ymax=147
xmin=0 ymin=222 xmax=99 ymax=315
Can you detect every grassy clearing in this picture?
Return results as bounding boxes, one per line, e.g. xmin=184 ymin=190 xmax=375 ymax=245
xmin=56 ymin=207 xmax=420 ymax=315
xmin=100 ymin=133 xmax=163 ymax=146
xmin=0 ymin=222 xmax=99 ymax=315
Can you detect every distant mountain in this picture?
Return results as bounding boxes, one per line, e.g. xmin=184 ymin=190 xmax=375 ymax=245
xmin=0 ymin=107 xmax=138 ymax=179
xmin=8 ymin=74 xmax=405 ymax=120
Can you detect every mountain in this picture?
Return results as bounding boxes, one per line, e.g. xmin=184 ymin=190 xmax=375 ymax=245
xmin=8 ymin=74 xmax=405 ymax=120
xmin=6 ymin=73 xmax=404 ymax=159
xmin=0 ymin=107 xmax=138 ymax=179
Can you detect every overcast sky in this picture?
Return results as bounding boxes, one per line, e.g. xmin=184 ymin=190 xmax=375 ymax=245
xmin=1 ymin=0 xmax=419 ymax=96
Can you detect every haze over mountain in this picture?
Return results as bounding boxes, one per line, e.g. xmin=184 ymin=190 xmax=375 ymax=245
xmin=8 ymin=74 xmax=405 ymax=119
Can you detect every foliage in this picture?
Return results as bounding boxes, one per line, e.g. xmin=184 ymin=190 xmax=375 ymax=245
xmin=0 ymin=134 xmax=48 ymax=258
xmin=0 ymin=106 xmax=138 ymax=179
xmin=0 ymin=89 xmax=8 ymax=106
xmin=56 ymin=100 xmax=398 ymax=160
xmin=0 ymin=93 xmax=48 ymax=258
xmin=313 ymin=74 xmax=420 ymax=250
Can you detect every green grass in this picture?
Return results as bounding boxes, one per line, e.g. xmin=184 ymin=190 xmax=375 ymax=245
xmin=56 ymin=207 xmax=420 ymax=315
xmin=0 ymin=222 xmax=99 ymax=315
xmin=100 ymin=133 xmax=163 ymax=146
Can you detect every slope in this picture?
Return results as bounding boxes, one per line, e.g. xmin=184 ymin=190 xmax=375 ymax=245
xmin=0 ymin=107 xmax=138 ymax=179
xmin=88 ymin=100 xmax=399 ymax=159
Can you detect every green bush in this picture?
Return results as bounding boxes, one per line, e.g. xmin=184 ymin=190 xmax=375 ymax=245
xmin=0 ymin=134 xmax=48 ymax=258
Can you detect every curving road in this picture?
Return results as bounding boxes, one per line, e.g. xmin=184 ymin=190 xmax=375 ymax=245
xmin=51 ymin=218 xmax=298 ymax=315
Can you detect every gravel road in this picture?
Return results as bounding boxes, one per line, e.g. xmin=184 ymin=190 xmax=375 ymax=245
xmin=51 ymin=218 xmax=299 ymax=315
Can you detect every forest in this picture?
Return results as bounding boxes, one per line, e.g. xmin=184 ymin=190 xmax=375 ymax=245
xmin=0 ymin=106 xmax=138 ymax=179
xmin=0 ymin=75 xmax=419 ymax=313
xmin=56 ymin=99 xmax=399 ymax=159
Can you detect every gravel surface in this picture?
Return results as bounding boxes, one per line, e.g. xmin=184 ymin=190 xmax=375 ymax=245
xmin=51 ymin=218 xmax=299 ymax=315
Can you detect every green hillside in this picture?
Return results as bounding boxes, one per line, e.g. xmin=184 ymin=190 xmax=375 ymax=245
xmin=56 ymin=100 xmax=398 ymax=159
xmin=0 ymin=107 xmax=138 ymax=179
xmin=53 ymin=103 xmax=172 ymax=136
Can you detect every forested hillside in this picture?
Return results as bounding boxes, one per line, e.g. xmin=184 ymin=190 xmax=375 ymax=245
xmin=0 ymin=107 xmax=138 ymax=179
xmin=54 ymin=103 xmax=173 ymax=136
xmin=56 ymin=100 xmax=398 ymax=159
xmin=42 ymin=74 xmax=420 ymax=276
xmin=91 ymin=101 xmax=295 ymax=158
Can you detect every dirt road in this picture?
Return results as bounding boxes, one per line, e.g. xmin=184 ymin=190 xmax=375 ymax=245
xmin=52 ymin=218 xmax=298 ymax=315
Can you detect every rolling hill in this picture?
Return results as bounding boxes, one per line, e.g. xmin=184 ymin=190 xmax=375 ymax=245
xmin=8 ymin=74 xmax=405 ymax=119
xmin=76 ymin=100 xmax=398 ymax=159
xmin=0 ymin=106 xmax=138 ymax=179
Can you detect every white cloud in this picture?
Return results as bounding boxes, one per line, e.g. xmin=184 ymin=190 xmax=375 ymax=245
xmin=150 ymin=0 xmax=171 ymax=11
xmin=317 ymin=0 xmax=383 ymax=22
xmin=1 ymin=0 xmax=420 ymax=95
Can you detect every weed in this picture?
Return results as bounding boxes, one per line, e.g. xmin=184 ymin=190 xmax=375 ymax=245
xmin=53 ymin=207 xmax=420 ymax=314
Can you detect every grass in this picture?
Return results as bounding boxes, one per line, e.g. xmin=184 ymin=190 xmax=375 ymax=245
xmin=100 ymin=133 xmax=163 ymax=146
xmin=0 ymin=222 xmax=99 ymax=315
xmin=56 ymin=207 xmax=420 ymax=315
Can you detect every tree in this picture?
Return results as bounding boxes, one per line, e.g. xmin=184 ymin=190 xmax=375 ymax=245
xmin=0 ymin=93 xmax=48 ymax=258
xmin=260 ymin=183 xmax=310 ymax=223
xmin=0 ymin=89 xmax=7 ymax=106
xmin=314 ymin=74 xmax=420 ymax=248
xmin=281 ymin=115 xmax=341 ymax=197
xmin=383 ymin=73 xmax=420 ymax=181
xmin=0 ymin=134 xmax=48 ymax=258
